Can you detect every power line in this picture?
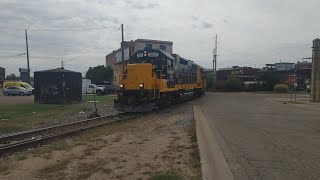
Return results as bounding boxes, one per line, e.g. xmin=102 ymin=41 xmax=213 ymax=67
xmin=0 ymin=26 xmax=120 ymax=32
xmin=0 ymin=53 xmax=26 ymax=59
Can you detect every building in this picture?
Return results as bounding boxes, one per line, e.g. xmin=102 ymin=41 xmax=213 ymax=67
xmin=34 ymin=67 xmax=82 ymax=104
xmin=0 ymin=67 xmax=5 ymax=81
xmin=274 ymin=62 xmax=294 ymax=71
xmin=105 ymin=39 xmax=173 ymax=85
xmin=217 ymin=66 xmax=260 ymax=81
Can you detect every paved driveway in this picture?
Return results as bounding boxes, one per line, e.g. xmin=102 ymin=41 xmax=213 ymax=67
xmin=194 ymin=92 xmax=320 ymax=180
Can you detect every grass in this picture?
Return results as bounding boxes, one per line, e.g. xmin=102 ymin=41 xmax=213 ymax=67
xmin=284 ymin=101 xmax=310 ymax=104
xmin=38 ymin=158 xmax=71 ymax=177
xmin=16 ymin=154 xmax=28 ymax=161
xmin=189 ymin=117 xmax=202 ymax=170
xmin=0 ymin=95 xmax=115 ymax=134
xmin=149 ymin=171 xmax=181 ymax=180
xmin=82 ymin=95 xmax=115 ymax=103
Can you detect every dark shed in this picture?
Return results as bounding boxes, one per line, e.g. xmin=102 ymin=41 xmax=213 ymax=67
xmin=34 ymin=67 xmax=82 ymax=104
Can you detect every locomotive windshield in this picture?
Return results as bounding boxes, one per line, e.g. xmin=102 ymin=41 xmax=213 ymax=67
xmin=130 ymin=49 xmax=175 ymax=71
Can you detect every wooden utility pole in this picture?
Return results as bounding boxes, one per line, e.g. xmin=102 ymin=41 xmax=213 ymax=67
xmin=213 ymin=34 xmax=218 ymax=88
xmin=25 ymin=29 xmax=30 ymax=83
xmin=121 ymin=24 xmax=125 ymax=71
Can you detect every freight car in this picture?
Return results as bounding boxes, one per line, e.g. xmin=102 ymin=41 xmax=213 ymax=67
xmin=114 ymin=48 xmax=206 ymax=112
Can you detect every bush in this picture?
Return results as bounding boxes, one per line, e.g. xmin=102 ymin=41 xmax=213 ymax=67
xmin=215 ymin=80 xmax=227 ymax=91
xmin=226 ymin=76 xmax=242 ymax=91
xmin=273 ymin=84 xmax=289 ymax=93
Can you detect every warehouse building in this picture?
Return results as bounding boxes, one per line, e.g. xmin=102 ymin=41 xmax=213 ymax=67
xmin=105 ymin=39 xmax=173 ymax=85
xmin=34 ymin=67 xmax=82 ymax=104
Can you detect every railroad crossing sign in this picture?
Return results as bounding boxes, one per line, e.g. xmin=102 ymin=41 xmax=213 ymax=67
xmin=288 ymin=74 xmax=297 ymax=86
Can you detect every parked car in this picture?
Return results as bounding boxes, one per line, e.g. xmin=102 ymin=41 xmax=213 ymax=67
xmin=2 ymin=86 xmax=32 ymax=96
xmin=3 ymin=81 xmax=34 ymax=94
xmin=103 ymin=85 xmax=115 ymax=94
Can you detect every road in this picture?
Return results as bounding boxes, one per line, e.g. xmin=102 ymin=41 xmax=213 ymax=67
xmin=194 ymin=92 xmax=320 ymax=180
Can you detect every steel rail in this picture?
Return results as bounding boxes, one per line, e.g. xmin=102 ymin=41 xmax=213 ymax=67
xmin=0 ymin=113 xmax=137 ymax=156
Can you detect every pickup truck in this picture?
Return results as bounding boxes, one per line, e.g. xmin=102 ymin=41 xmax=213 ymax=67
xmin=83 ymin=84 xmax=104 ymax=96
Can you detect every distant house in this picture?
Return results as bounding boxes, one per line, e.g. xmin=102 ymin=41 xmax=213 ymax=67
xmin=274 ymin=62 xmax=294 ymax=71
xmin=105 ymin=39 xmax=173 ymax=85
xmin=217 ymin=66 xmax=260 ymax=81
xmin=0 ymin=67 xmax=5 ymax=81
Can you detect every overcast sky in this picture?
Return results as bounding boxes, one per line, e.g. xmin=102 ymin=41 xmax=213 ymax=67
xmin=0 ymin=0 xmax=319 ymax=76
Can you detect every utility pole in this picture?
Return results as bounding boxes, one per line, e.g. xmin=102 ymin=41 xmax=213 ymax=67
xmin=25 ymin=29 xmax=30 ymax=83
xmin=121 ymin=24 xmax=125 ymax=71
xmin=213 ymin=34 xmax=218 ymax=88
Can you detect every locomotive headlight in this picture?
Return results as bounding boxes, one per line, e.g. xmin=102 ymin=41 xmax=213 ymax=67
xmin=139 ymin=83 xmax=144 ymax=88
xmin=120 ymin=84 xmax=124 ymax=88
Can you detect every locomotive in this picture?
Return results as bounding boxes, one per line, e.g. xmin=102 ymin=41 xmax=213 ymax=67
xmin=114 ymin=48 xmax=206 ymax=112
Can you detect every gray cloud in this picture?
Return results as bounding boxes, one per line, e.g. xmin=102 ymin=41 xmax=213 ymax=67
xmin=0 ymin=0 xmax=319 ymax=75
xmin=202 ymin=21 xmax=214 ymax=29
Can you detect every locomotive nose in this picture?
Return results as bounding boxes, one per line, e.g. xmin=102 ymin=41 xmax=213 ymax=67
xmin=120 ymin=63 xmax=153 ymax=90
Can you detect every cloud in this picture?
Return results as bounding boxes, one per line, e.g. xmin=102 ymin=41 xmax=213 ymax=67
xmin=0 ymin=0 xmax=319 ymax=76
xmin=123 ymin=0 xmax=159 ymax=9
xmin=202 ymin=21 xmax=214 ymax=29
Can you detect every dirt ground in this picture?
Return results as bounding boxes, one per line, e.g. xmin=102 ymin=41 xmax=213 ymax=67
xmin=0 ymin=95 xmax=34 ymax=105
xmin=0 ymin=104 xmax=201 ymax=180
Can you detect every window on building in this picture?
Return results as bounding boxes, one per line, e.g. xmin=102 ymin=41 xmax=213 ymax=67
xmin=146 ymin=43 xmax=152 ymax=49
xmin=160 ymin=45 xmax=166 ymax=52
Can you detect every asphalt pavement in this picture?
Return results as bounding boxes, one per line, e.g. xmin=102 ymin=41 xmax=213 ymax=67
xmin=194 ymin=92 xmax=320 ymax=180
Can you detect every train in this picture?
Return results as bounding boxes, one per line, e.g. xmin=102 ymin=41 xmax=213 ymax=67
xmin=114 ymin=48 xmax=206 ymax=112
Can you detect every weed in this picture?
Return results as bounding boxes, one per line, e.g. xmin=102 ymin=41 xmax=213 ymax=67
xmin=149 ymin=171 xmax=181 ymax=180
xmin=0 ymin=163 xmax=8 ymax=172
xmin=102 ymin=168 xmax=112 ymax=174
xmin=39 ymin=158 xmax=71 ymax=175
xmin=16 ymin=154 xmax=28 ymax=161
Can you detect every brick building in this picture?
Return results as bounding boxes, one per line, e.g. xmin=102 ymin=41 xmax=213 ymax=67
xmin=105 ymin=39 xmax=173 ymax=85
xmin=0 ymin=67 xmax=5 ymax=80
xmin=217 ymin=66 xmax=259 ymax=81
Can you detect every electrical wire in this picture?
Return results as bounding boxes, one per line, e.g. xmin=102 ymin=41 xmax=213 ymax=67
xmin=0 ymin=26 xmax=120 ymax=31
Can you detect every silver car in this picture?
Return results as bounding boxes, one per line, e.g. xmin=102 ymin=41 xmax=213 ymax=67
xmin=2 ymin=86 xmax=32 ymax=96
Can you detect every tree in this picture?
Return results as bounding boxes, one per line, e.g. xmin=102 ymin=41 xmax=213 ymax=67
xmin=206 ymin=73 xmax=213 ymax=89
xmin=85 ymin=65 xmax=113 ymax=84
xmin=6 ymin=73 xmax=20 ymax=80
xmin=226 ymin=76 xmax=242 ymax=91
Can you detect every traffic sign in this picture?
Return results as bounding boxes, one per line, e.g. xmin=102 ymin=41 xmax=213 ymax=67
xmin=287 ymin=74 xmax=297 ymax=85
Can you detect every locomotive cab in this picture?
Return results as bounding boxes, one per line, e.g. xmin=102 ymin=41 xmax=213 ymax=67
xmin=114 ymin=48 xmax=205 ymax=112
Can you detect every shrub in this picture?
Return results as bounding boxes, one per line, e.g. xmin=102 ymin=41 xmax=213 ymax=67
xmin=273 ymin=84 xmax=289 ymax=93
xmin=226 ymin=76 xmax=242 ymax=91
xmin=215 ymin=80 xmax=227 ymax=91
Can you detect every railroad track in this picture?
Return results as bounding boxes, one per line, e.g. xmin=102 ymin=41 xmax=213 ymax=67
xmin=0 ymin=113 xmax=138 ymax=156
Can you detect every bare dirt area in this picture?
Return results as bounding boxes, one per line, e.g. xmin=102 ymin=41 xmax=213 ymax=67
xmin=0 ymin=95 xmax=33 ymax=105
xmin=0 ymin=104 xmax=202 ymax=180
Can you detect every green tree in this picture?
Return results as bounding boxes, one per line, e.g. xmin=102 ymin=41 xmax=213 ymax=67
xmin=206 ymin=73 xmax=213 ymax=89
xmin=85 ymin=65 xmax=113 ymax=84
xmin=6 ymin=73 xmax=20 ymax=80
xmin=226 ymin=76 xmax=242 ymax=91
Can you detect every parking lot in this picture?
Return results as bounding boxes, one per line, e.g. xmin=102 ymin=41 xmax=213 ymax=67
xmin=194 ymin=92 xmax=320 ymax=179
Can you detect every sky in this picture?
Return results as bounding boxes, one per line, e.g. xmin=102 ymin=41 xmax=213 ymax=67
xmin=0 ymin=0 xmax=319 ymax=76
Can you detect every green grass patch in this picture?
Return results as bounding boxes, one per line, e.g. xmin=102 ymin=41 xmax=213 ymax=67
xmin=0 ymin=103 xmax=83 ymax=134
xmin=284 ymin=101 xmax=310 ymax=104
xmin=149 ymin=171 xmax=181 ymax=180
xmin=16 ymin=154 xmax=28 ymax=161
xmin=82 ymin=95 xmax=115 ymax=103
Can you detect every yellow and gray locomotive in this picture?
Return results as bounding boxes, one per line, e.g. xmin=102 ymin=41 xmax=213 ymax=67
xmin=114 ymin=48 xmax=206 ymax=112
